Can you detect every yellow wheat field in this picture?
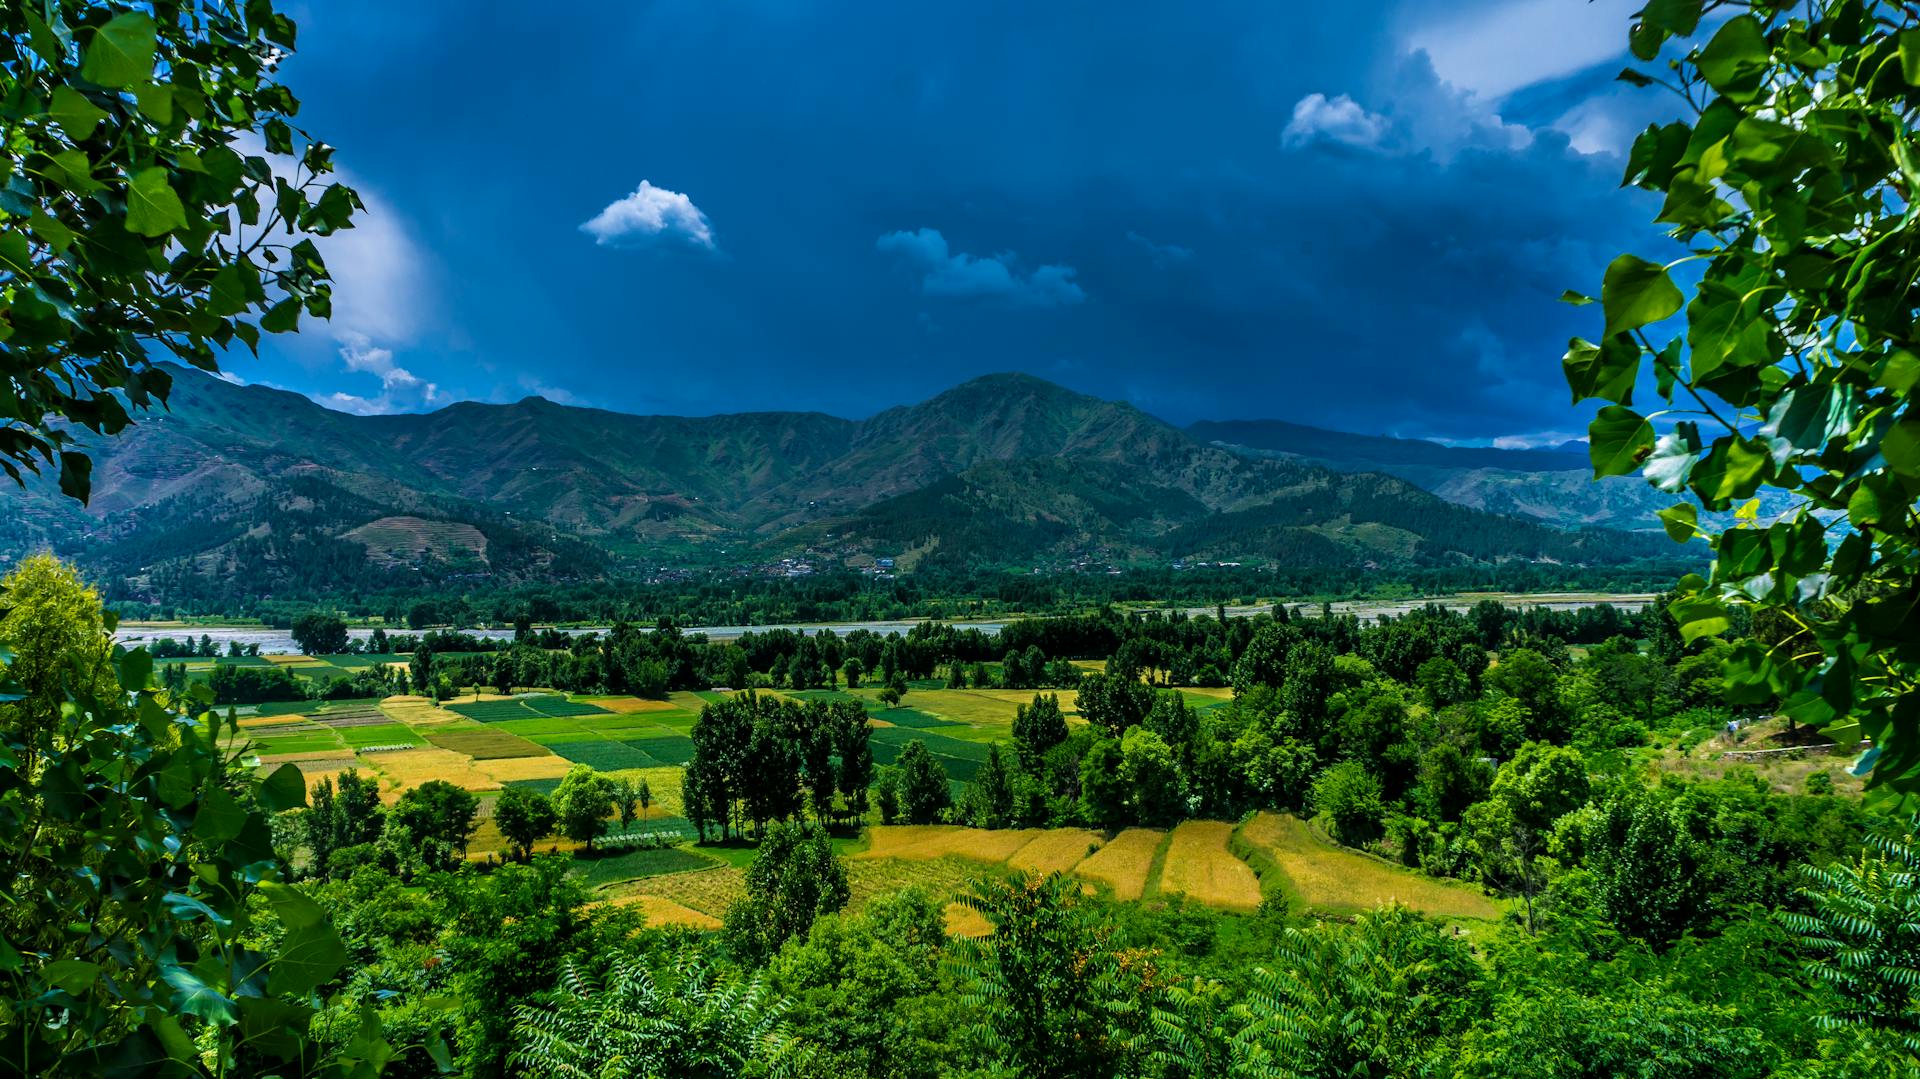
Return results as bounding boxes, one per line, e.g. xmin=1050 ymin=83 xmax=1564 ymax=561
xmin=271 ymin=757 xmax=359 ymax=794
xmin=857 ymin=825 xmax=1044 ymax=864
xmin=620 ymin=867 xmax=746 ymax=918
xmin=610 ymin=893 xmax=723 ymax=930
xmin=363 ymin=747 xmax=499 ymax=799
xmin=590 ymin=696 xmax=682 ymax=715
xmin=972 ymin=688 xmax=1083 ymax=716
xmin=1158 ymin=820 xmax=1263 ymax=911
xmin=610 ymin=767 xmax=686 ymax=818
xmin=846 ymin=856 xmax=1000 ymax=911
xmin=1072 ymin=828 xmax=1166 ymax=901
xmin=1006 ymin=829 xmax=1105 ymax=876
xmin=1237 ymin=812 xmax=1499 ymax=920
xmin=475 ymin=755 xmax=574 ymax=784
xmin=378 ymin=696 xmax=468 ymax=728
xmin=943 ymin=902 xmax=993 ymax=938
xmin=265 ymin=654 xmax=314 ymax=665
xmin=239 ymin=713 xmax=314 ymax=729
xmin=902 ymin=690 xmax=1021 ymax=727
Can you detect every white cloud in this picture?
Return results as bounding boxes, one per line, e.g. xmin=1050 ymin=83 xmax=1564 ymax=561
xmin=1126 ymin=231 xmax=1193 ymax=267
xmin=580 ymin=180 xmax=716 ymax=249
xmin=1282 ymin=93 xmax=1391 ymax=150
xmin=876 ymin=228 xmax=1086 ymax=307
xmin=518 ymin=376 xmax=585 ymax=406
xmin=1492 ymin=431 xmax=1584 ymax=450
xmin=1401 ymin=0 xmax=1641 ymax=101
xmin=311 ymin=330 xmax=441 ymax=415
xmin=321 ymin=186 xmax=432 ymax=344
xmin=1282 ymin=54 xmax=1531 ymax=164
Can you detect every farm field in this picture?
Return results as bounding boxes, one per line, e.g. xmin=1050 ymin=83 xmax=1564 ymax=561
xmin=596 ymin=813 xmax=1494 ymax=934
xmin=1156 ymin=820 xmax=1263 ymax=911
xmin=232 ymin=681 xmax=1495 ymax=930
xmin=1235 ymin=812 xmax=1500 ymax=920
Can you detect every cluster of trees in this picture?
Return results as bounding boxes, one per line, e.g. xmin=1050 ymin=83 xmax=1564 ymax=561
xmin=291 ymin=815 xmax=1918 ymax=1079
xmin=109 ymin=556 xmax=1697 ymax=625
xmin=301 ymin=763 xmax=659 ymax=878
xmin=682 ymin=693 xmax=875 ymax=839
xmin=11 ymin=548 xmax=1913 ymax=1079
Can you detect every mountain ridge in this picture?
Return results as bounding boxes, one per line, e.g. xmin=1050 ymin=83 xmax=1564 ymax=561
xmin=0 ymin=366 xmax=1686 ymax=600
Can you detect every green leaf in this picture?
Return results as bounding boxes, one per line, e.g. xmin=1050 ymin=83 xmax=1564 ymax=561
xmin=1644 ymin=423 xmax=1701 ymax=492
xmin=1642 ymin=0 xmax=1702 ymax=35
xmin=1563 ymin=335 xmax=1640 ymax=404
xmin=161 ymin=964 xmax=238 ymax=1026
xmin=1849 ymin=475 xmax=1900 ymax=526
xmin=1880 ymin=350 xmax=1920 ymax=395
xmin=49 ymin=87 xmax=108 ymax=133
xmin=1882 ymin=416 xmax=1920 ymax=479
xmin=58 ymin=452 xmax=92 ymax=503
xmin=161 ymin=891 xmax=232 ymax=927
xmin=195 ymin=786 xmax=248 ymax=844
xmin=260 ymin=762 xmax=308 ymax=812
xmin=118 ymin=648 xmax=152 ymax=691
xmin=1601 ymin=255 xmax=1683 ymax=338
xmin=41 ymin=959 xmax=101 ymax=994
xmin=261 ymin=883 xmax=346 ymax=995
xmin=30 ymin=211 xmax=76 ymax=253
xmin=1900 ymin=28 xmax=1920 ymax=85
xmin=125 ymin=168 xmax=188 ymax=237
xmin=1695 ymin=15 xmax=1769 ymax=98
xmin=260 ymin=300 xmax=300 ymax=334
xmin=1670 ymin=593 xmax=1731 ymax=644
xmin=1588 ymin=405 xmax=1656 ymax=477
xmin=132 ymin=83 xmax=174 ymax=124
xmin=207 ymin=263 xmax=262 ymax=317
xmin=0 ymin=233 xmax=32 ymax=277
xmin=23 ymin=11 xmax=68 ymax=66
xmin=1708 ymin=437 xmax=1771 ymax=502
xmin=47 ymin=149 xmax=99 ymax=194
xmin=80 ymin=12 xmax=157 ymax=90
xmin=1657 ymin=502 xmax=1699 ymax=543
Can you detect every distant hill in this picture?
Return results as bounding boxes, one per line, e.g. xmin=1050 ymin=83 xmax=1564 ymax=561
xmin=1187 ymin=419 xmax=1590 ymax=474
xmin=0 ymin=367 xmax=1684 ymax=600
xmin=1187 ymin=417 xmax=1793 ymax=530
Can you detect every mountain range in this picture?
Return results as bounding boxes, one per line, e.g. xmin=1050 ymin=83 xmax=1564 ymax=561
xmin=1184 ymin=418 xmax=1803 ymax=530
xmin=0 ymin=367 xmax=1686 ymax=599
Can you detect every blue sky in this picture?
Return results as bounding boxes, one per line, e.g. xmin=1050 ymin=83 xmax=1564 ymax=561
xmin=243 ymin=0 xmax=1680 ymax=444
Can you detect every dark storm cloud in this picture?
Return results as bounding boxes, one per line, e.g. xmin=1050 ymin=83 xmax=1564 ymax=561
xmin=257 ymin=1 xmax=1673 ymax=440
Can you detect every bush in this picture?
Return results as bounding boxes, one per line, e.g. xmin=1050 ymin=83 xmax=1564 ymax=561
xmin=1312 ymin=761 xmax=1385 ymax=847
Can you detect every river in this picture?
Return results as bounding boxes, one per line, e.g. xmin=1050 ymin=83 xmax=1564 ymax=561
xmin=118 ymin=591 xmax=1651 ymax=656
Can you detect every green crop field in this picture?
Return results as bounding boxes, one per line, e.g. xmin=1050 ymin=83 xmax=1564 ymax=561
xmin=869 ymin=726 xmax=991 ymax=780
xmin=549 ymin=739 xmax=665 ymax=772
xmin=447 ymin=699 xmax=545 ymax=722
xmin=339 ymin=723 xmax=426 ymax=748
xmin=426 ymin=728 xmax=551 ymax=760
xmin=522 ymin=695 xmax=611 ymax=718
xmin=874 ymin=707 xmax=963 ymax=729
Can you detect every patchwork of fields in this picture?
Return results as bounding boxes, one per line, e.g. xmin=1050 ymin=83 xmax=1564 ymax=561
xmin=604 ymin=815 xmax=1501 ymax=930
xmin=238 ymin=691 xmax=698 ymax=808
xmin=236 ymin=678 xmax=1492 ymax=932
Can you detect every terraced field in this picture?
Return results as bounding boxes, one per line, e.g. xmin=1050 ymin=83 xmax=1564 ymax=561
xmin=599 ymin=813 xmax=1496 ymax=932
xmin=237 ymin=682 xmax=1497 ymax=933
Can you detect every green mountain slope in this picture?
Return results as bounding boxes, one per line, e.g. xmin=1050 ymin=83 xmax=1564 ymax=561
xmin=0 ymin=366 xmax=1684 ymax=596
